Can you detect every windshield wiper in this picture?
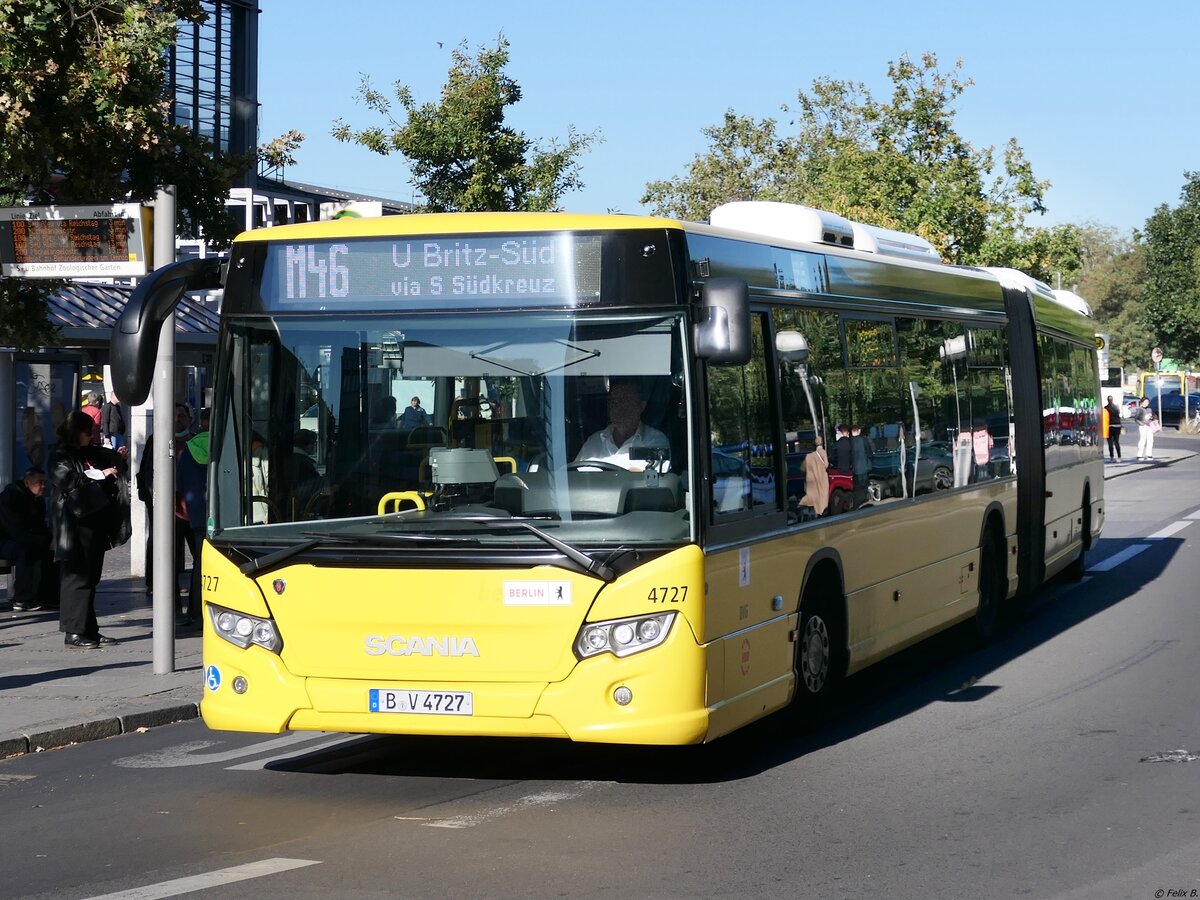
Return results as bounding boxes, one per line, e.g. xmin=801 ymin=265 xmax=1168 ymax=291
xmin=234 ymin=520 xmax=614 ymax=583
xmin=439 ymin=516 xmax=615 ymax=583
xmin=236 ymin=537 xmax=322 ymax=576
xmin=236 ymin=530 xmax=478 ymax=577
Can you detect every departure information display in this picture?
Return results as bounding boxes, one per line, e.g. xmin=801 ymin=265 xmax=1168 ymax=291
xmin=0 ymin=204 xmax=149 ymax=277
xmin=260 ymin=233 xmax=603 ymax=309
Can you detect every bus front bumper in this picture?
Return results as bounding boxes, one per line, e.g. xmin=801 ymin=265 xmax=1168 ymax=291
xmin=200 ymin=621 xmax=711 ymax=746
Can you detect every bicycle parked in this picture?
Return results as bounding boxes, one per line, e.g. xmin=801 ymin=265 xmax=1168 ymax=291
xmin=1182 ymin=407 xmax=1200 ymax=435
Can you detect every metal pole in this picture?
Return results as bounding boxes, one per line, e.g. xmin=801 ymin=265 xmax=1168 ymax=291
xmin=1154 ymin=360 xmax=1162 ymax=427
xmin=152 ymin=186 xmax=177 ymax=674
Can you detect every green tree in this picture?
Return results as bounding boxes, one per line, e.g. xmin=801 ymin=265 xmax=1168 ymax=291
xmin=1073 ymin=223 xmax=1151 ymax=372
xmin=332 ymin=37 xmax=598 ymax=212
xmin=0 ymin=0 xmax=244 ymax=347
xmin=1141 ymin=172 xmax=1200 ymax=367
xmin=643 ymin=53 xmax=1077 ymax=280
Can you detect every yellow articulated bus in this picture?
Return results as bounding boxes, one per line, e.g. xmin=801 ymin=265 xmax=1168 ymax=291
xmin=113 ymin=201 xmax=1103 ymax=745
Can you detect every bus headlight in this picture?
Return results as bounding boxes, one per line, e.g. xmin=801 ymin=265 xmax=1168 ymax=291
xmin=575 ymin=612 xmax=675 ymax=660
xmin=208 ymin=603 xmax=283 ymax=653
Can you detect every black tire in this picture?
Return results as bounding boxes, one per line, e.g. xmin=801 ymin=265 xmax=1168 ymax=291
xmin=1062 ymin=492 xmax=1092 ymax=582
xmin=794 ymin=592 xmax=846 ymax=713
xmin=973 ymin=530 xmax=1003 ymax=645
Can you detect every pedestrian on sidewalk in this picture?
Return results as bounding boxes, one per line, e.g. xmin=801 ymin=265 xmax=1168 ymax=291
xmin=1104 ymin=395 xmax=1123 ymax=461
xmin=0 ymin=467 xmax=56 ymax=611
xmin=137 ymin=402 xmax=195 ymax=597
xmin=1134 ymin=396 xmax=1158 ymax=461
xmin=101 ymin=389 xmax=127 ymax=451
xmin=176 ymin=409 xmax=210 ymax=628
xmin=49 ymin=411 xmax=132 ymax=649
xmin=82 ymin=391 xmax=103 ymax=445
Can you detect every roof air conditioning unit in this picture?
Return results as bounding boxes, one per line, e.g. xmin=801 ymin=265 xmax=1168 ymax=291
xmin=850 ymin=222 xmax=941 ymax=262
xmin=710 ymin=202 xmax=855 ymax=248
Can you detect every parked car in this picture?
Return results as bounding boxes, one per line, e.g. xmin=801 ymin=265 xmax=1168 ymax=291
xmin=1150 ymin=392 xmax=1200 ymax=427
xmin=868 ymin=440 xmax=956 ymax=500
xmin=1121 ymin=393 xmax=1140 ymax=420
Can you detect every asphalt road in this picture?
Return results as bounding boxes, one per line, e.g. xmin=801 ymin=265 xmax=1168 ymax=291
xmin=2 ymin=446 xmax=1199 ymax=900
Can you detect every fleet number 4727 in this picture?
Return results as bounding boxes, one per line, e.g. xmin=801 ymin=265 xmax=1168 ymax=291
xmin=648 ymin=586 xmax=687 ymax=603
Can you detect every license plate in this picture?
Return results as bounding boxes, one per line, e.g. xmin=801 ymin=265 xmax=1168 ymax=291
xmin=368 ymin=689 xmax=473 ymax=715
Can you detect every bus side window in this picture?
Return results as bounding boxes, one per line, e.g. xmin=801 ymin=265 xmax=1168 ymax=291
xmin=707 ymin=314 xmax=776 ymax=517
xmin=773 ymin=306 xmax=837 ymax=522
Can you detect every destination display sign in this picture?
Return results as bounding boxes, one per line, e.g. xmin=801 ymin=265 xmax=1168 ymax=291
xmin=260 ymin=234 xmax=603 ymax=309
xmin=0 ymin=204 xmax=149 ymax=277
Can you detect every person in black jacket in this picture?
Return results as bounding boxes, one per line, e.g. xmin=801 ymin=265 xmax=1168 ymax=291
xmin=137 ymin=402 xmax=194 ymax=595
xmin=49 ymin=411 xmax=130 ymax=648
xmin=100 ymin=389 xmax=127 ymax=451
xmin=1104 ymin=394 xmax=1124 ymax=461
xmin=0 ymin=467 xmax=55 ymax=611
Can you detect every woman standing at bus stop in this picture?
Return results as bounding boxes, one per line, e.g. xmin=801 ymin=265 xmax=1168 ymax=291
xmin=1134 ymin=396 xmax=1158 ymax=461
xmin=1104 ymin=395 xmax=1124 ymax=462
xmin=49 ymin=411 xmax=131 ymax=647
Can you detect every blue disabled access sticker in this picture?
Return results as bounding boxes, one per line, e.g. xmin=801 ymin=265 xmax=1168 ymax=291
xmin=205 ymin=664 xmax=222 ymax=692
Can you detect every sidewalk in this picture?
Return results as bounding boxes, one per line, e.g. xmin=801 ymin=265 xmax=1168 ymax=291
xmin=2 ymin=445 xmax=1195 ymax=760
xmin=1100 ymin=445 xmax=1193 ymax=479
xmin=1 ymin=541 xmax=202 ymax=758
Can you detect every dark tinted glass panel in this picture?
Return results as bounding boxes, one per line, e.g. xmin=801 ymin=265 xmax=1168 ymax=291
xmin=708 ymin=314 xmax=777 ymax=517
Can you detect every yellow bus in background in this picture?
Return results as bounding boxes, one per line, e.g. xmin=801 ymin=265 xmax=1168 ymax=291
xmin=114 ymin=202 xmax=1103 ymax=745
xmin=1138 ymin=370 xmax=1197 ymax=399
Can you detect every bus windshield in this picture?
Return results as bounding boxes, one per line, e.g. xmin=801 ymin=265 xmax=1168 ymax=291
xmin=210 ymin=310 xmax=692 ymax=548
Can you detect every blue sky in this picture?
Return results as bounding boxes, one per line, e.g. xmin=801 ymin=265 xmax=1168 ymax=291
xmin=259 ymin=0 xmax=1197 ymax=234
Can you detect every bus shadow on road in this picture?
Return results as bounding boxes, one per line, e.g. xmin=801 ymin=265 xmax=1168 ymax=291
xmin=263 ymin=535 xmax=1179 ymax=785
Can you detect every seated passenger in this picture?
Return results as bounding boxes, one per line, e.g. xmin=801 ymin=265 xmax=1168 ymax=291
xmin=370 ymin=395 xmax=398 ymax=429
xmin=398 ymin=395 xmax=431 ymax=430
xmin=575 ymin=378 xmax=669 ymax=471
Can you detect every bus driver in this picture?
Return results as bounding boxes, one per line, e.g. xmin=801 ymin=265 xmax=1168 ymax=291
xmin=575 ymin=378 xmax=669 ymax=471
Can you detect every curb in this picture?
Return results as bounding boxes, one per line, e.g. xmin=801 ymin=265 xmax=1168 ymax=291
xmin=1102 ymin=451 xmax=1195 ymax=479
xmin=0 ymin=702 xmax=200 ymax=759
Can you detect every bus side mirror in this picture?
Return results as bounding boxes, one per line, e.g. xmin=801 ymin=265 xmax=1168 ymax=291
xmin=694 ymin=277 xmax=751 ymax=365
xmin=111 ymin=257 xmax=224 ymax=405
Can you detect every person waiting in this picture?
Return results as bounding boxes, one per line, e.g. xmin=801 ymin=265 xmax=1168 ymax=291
xmin=0 ymin=467 xmax=55 ymax=611
xmin=575 ymin=378 xmax=669 ymax=471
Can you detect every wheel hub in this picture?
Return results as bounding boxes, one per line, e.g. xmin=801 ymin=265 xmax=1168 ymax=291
xmin=802 ymin=615 xmax=830 ymax=692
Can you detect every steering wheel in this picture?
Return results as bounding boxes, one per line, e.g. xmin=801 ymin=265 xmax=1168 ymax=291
xmin=567 ymin=460 xmax=627 ymax=473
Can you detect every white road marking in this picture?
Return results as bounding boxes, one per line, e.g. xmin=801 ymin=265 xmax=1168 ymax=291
xmin=82 ymin=857 xmax=321 ymax=900
xmin=224 ymin=734 xmax=365 ymax=770
xmin=1087 ymin=515 xmax=1195 ymax=574
xmin=1087 ymin=544 xmax=1151 ymax=573
xmin=421 ymin=781 xmax=609 ymax=829
xmin=1148 ymin=520 xmax=1193 ymax=540
xmin=113 ymin=733 xmax=335 ymax=769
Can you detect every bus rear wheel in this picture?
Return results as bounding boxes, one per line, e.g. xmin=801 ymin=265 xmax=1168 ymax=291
xmin=1062 ymin=490 xmax=1092 ymax=583
xmin=794 ymin=589 xmax=846 ymax=712
xmin=973 ymin=530 xmax=1004 ymax=645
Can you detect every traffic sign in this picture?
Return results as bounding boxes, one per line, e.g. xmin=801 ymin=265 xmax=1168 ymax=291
xmin=1151 ymin=347 xmax=1163 ymax=365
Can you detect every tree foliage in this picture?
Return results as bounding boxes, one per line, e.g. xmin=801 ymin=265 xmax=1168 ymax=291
xmin=258 ymin=129 xmax=306 ymax=172
xmin=0 ymin=0 xmax=243 ymax=347
xmin=1141 ymin=172 xmax=1200 ymax=367
xmin=1071 ymin=223 xmax=1151 ymax=371
xmin=332 ymin=37 xmax=599 ymax=212
xmin=643 ymin=53 xmax=1078 ymax=280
